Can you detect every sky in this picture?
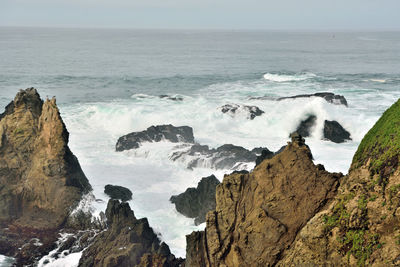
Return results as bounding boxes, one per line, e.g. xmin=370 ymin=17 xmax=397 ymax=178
xmin=1 ymin=0 xmax=400 ymax=30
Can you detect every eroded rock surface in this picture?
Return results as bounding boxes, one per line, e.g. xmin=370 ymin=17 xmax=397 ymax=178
xmin=219 ymin=103 xmax=264 ymax=120
xmin=79 ymin=199 xmax=183 ymax=267
xmin=170 ymin=175 xmax=220 ymax=225
xmin=186 ymin=135 xmax=342 ymax=266
xmin=0 ymin=88 xmax=91 ymax=264
xmin=116 ymin=124 xmax=194 ymax=151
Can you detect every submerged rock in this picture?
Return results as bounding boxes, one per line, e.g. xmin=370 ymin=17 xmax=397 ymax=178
xmin=116 ymin=124 xmax=194 ymax=151
xmin=0 ymin=88 xmax=91 ymax=264
xmin=159 ymin=95 xmax=183 ymax=101
xmin=220 ymin=103 xmax=264 ymax=120
xmin=170 ymin=143 xmax=268 ymax=170
xmin=185 ymin=136 xmax=341 ymax=266
xmin=104 ymin=184 xmax=133 ymax=202
xmin=79 ymin=199 xmax=183 ymax=267
xmin=292 ymin=114 xmax=351 ymax=143
xmin=170 ymin=175 xmax=220 ymax=225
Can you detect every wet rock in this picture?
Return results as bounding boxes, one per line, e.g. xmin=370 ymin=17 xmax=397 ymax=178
xmin=186 ymin=138 xmax=341 ymax=266
xmin=278 ymin=92 xmax=348 ymax=106
xmin=104 ymin=184 xmax=133 ymax=202
xmin=116 ymin=124 xmax=194 ymax=151
xmin=291 ymin=115 xmax=351 ymax=143
xmin=295 ymin=115 xmax=317 ymax=137
xmin=323 ymin=120 xmax=351 ymax=143
xmin=159 ymin=95 xmax=183 ymax=101
xmin=78 ymin=199 xmax=183 ymax=267
xmin=170 ymin=175 xmax=220 ymax=225
xmin=170 ymin=143 xmax=269 ymax=170
xmin=220 ymin=103 xmax=264 ymax=120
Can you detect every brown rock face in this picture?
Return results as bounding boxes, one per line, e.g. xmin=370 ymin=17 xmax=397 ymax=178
xmin=0 ymin=88 xmax=91 ymax=256
xmin=79 ymin=199 xmax=183 ymax=267
xmin=186 ymin=136 xmax=341 ymax=266
xmin=278 ymin=99 xmax=400 ymax=266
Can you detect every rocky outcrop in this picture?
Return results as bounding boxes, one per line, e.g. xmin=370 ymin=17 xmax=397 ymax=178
xmin=324 ymin=120 xmax=352 ymax=143
xmin=277 ymin=99 xmax=400 ymax=266
xmin=170 ymin=175 xmax=220 ymax=225
xmin=294 ymin=115 xmax=317 ymax=137
xmin=79 ymin=199 xmax=183 ymax=267
xmin=104 ymin=184 xmax=133 ymax=202
xmin=185 ymin=135 xmax=342 ymax=266
xmin=170 ymin=144 xmax=269 ymax=170
xmin=0 ymin=88 xmax=91 ymax=262
xmin=278 ymin=92 xmax=348 ymax=106
xmin=219 ymin=103 xmax=264 ymax=120
xmin=292 ymin=114 xmax=351 ymax=143
xmin=116 ymin=124 xmax=194 ymax=151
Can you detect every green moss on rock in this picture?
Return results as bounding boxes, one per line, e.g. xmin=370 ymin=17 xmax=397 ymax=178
xmin=352 ymin=99 xmax=400 ymax=177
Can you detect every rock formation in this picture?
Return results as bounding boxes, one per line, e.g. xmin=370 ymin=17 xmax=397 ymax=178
xmin=324 ymin=119 xmax=352 ymax=143
xmin=250 ymin=92 xmax=348 ymax=106
xmin=277 ymin=99 xmax=400 ymax=266
xmin=219 ymin=103 xmax=264 ymax=120
xmin=79 ymin=199 xmax=183 ymax=267
xmin=116 ymin=124 xmax=195 ymax=151
xmin=170 ymin=144 xmax=269 ymax=170
xmin=292 ymin=114 xmax=351 ymax=143
xmin=104 ymin=184 xmax=133 ymax=202
xmin=170 ymin=175 xmax=220 ymax=225
xmin=159 ymin=95 xmax=184 ymax=101
xmin=186 ymin=134 xmax=342 ymax=266
xmin=278 ymin=92 xmax=348 ymax=106
xmin=0 ymin=88 xmax=91 ymax=263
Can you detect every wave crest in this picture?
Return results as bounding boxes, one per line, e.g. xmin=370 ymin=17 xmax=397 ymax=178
xmin=263 ymin=72 xmax=316 ymax=82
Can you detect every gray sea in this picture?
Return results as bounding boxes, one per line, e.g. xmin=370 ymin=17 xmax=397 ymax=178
xmin=0 ymin=27 xmax=399 ymax=265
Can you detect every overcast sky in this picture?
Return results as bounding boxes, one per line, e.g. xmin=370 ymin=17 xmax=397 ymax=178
xmin=1 ymin=0 xmax=399 ymax=30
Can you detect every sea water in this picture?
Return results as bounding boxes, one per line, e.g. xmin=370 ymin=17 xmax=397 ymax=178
xmin=0 ymin=28 xmax=399 ymax=265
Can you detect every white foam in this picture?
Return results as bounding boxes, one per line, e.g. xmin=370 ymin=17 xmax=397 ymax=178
xmin=0 ymin=255 xmax=15 ymax=267
xmin=57 ymin=79 xmax=399 ymax=259
xmin=263 ymin=72 xmax=316 ymax=82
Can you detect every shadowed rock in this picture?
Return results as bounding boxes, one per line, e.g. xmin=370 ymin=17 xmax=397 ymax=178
xmin=116 ymin=124 xmax=195 ymax=151
xmin=250 ymin=92 xmax=348 ymax=106
xmin=104 ymin=185 xmax=133 ymax=202
xmin=323 ymin=120 xmax=351 ymax=143
xmin=170 ymin=175 xmax=220 ymax=225
xmin=78 ymin=199 xmax=183 ymax=267
xmin=295 ymin=115 xmax=317 ymax=137
xmin=220 ymin=103 xmax=264 ymax=120
xmin=159 ymin=95 xmax=183 ymax=101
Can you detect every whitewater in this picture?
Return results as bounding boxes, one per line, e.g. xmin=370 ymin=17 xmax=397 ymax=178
xmin=0 ymin=28 xmax=399 ymax=266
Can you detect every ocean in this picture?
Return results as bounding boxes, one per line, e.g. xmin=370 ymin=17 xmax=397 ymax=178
xmin=0 ymin=27 xmax=399 ymax=266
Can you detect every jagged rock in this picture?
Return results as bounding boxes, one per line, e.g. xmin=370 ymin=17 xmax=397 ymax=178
xmin=0 ymin=88 xmax=91 ymax=264
xmin=170 ymin=144 xmax=268 ymax=170
xmin=104 ymin=184 xmax=133 ymax=202
xmin=277 ymin=99 xmax=400 ymax=266
xmin=116 ymin=124 xmax=194 ymax=151
xmin=159 ymin=95 xmax=183 ymax=101
xmin=292 ymin=115 xmax=351 ymax=143
xmin=78 ymin=199 xmax=183 ymax=267
xmin=295 ymin=115 xmax=317 ymax=137
xmin=170 ymin=175 xmax=220 ymax=225
xmin=278 ymin=92 xmax=348 ymax=106
xmin=323 ymin=120 xmax=352 ymax=143
xmin=186 ymin=137 xmax=341 ymax=266
xmin=220 ymin=103 xmax=264 ymax=120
